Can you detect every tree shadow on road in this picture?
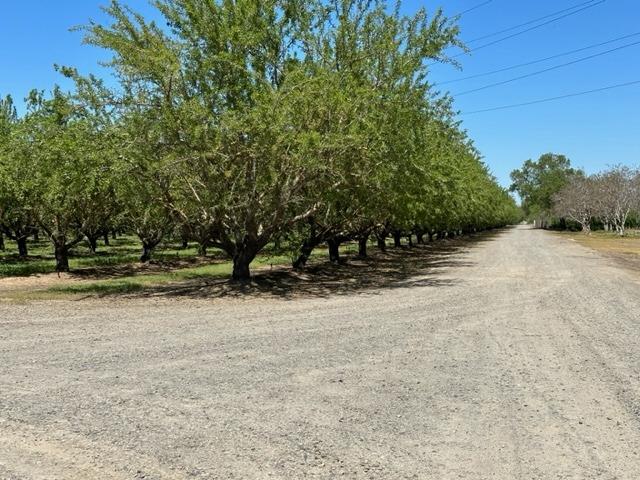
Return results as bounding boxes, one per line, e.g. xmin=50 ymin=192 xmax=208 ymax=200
xmin=127 ymin=228 xmax=510 ymax=300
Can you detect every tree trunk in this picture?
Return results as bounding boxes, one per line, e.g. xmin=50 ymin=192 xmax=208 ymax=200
xmin=428 ymin=232 xmax=434 ymax=242
xmin=0 ymin=232 xmax=4 ymax=251
xmin=416 ymin=232 xmax=424 ymax=244
xmin=197 ymin=242 xmax=207 ymax=257
xmin=112 ymin=230 xmax=117 ymax=240
xmin=88 ymin=236 xmax=98 ymax=254
xmin=103 ymin=232 xmax=110 ymax=246
xmin=293 ymin=235 xmax=322 ymax=270
xmin=327 ymin=238 xmax=341 ymax=264
xmin=358 ymin=236 xmax=368 ymax=258
xmin=232 ymin=249 xmax=255 ymax=283
xmin=54 ymin=243 xmax=69 ymax=273
xmin=407 ymin=235 xmax=413 ymax=247
xmin=393 ymin=231 xmax=402 ymax=248
xmin=17 ymin=236 xmax=28 ymax=257
xmin=33 ymin=230 xmax=39 ymax=242
xmin=376 ymin=235 xmax=386 ymax=252
xmin=140 ymin=243 xmax=153 ymax=263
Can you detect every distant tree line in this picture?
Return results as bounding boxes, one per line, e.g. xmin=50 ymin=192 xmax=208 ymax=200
xmin=510 ymin=153 xmax=639 ymax=235
xmin=0 ymin=0 xmax=520 ymax=281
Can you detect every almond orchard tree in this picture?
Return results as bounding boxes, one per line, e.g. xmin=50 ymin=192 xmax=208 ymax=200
xmin=0 ymin=95 xmax=37 ymax=257
xmin=67 ymin=0 xmax=521 ymax=282
xmin=80 ymin=0 xmax=462 ymax=281
xmin=82 ymin=0 xmax=324 ymax=280
xmin=17 ymin=89 xmax=119 ymax=272
xmin=284 ymin=0 xmax=464 ymax=264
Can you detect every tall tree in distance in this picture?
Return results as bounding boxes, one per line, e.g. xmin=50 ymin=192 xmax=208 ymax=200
xmin=510 ymin=153 xmax=580 ymax=228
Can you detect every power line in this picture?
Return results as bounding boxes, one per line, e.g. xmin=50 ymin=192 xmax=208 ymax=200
xmin=450 ymin=0 xmax=606 ymax=59
xmin=438 ymin=32 xmax=640 ymax=86
xmin=456 ymin=1 xmax=494 ymax=17
xmin=461 ymin=80 xmax=640 ymax=115
xmin=466 ymin=0 xmax=601 ymax=44
xmin=454 ymin=39 xmax=640 ymax=96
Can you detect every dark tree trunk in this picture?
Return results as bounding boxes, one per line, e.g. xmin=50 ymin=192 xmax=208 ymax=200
xmin=438 ymin=231 xmax=446 ymax=240
xmin=358 ymin=236 xmax=368 ymax=258
xmin=393 ymin=231 xmax=402 ymax=248
xmin=140 ymin=243 xmax=153 ymax=263
xmin=0 ymin=232 xmax=4 ymax=251
xmin=407 ymin=235 xmax=413 ymax=247
xmin=112 ymin=230 xmax=117 ymax=240
xmin=103 ymin=232 xmax=110 ymax=246
xmin=138 ymin=231 xmax=165 ymax=263
xmin=428 ymin=231 xmax=434 ymax=242
xmin=33 ymin=230 xmax=39 ymax=242
xmin=17 ymin=236 xmax=28 ymax=257
xmin=54 ymin=243 xmax=69 ymax=273
xmin=232 ymin=249 xmax=256 ymax=283
xmin=416 ymin=232 xmax=424 ymax=244
xmin=88 ymin=236 xmax=98 ymax=254
xmin=181 ymin=238 xmax=189 ymax=249
xmin=376 ymin=235 xmax=386 ymax=252
xmin=327 ymin=238 xmax=341 ymax=264
xmin=293 ymin=235 xmax=322 ymax=270
xmin=194 ymin=226 xmax=213 ymax=255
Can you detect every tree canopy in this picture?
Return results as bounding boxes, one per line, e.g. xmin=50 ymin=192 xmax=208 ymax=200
xmin=0 ymin=0 xmax=520 ymax=280
xmin=509 ymin=153 xmax=580 ymax=226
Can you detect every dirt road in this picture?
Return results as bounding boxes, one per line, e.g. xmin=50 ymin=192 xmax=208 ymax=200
xmin=1 ymin=226 xmax=640 ymax=479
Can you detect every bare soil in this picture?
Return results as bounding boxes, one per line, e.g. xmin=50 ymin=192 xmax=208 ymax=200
xmin=1 ymin=225 xmax=640 ymax=479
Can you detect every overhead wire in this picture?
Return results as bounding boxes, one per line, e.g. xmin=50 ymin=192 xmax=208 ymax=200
xmin=429 ymin=0 xmax=606 ymax=66
xmin=438 ymin=31 xmax=640 ymax=86
xmin=461 ymin=80 xmax=640 ymax=115
xmin=450 ymin=0 xmax=606 ymax=59
xmin=466 ymin=0 xmax=602 ymax=44
xmin=454 ymin=39 xmax=640 ymax=96
xmin=455 ymin=0 xmax=494 ymax=18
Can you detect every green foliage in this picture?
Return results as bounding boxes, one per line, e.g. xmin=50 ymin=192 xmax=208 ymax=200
xmin=510 ymin=153 xmax=580 ymax=222
xmin=0 ymin=0 xmax=519 ymax=281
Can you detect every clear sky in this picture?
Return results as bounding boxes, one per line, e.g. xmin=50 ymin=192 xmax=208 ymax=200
xmin=1 ymin=0 xmax=638 ymax=188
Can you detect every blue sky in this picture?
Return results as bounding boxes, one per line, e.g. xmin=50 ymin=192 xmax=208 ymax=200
xmin=1 ymin=0 xmax=638 ymax=187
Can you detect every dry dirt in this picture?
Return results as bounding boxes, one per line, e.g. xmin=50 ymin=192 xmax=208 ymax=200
xmin=1 ymin=225 xmax=640 ymax=479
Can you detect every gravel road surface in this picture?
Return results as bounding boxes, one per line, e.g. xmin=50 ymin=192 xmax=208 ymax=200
xmin=1 ymin=225 xmax=640 ymax=479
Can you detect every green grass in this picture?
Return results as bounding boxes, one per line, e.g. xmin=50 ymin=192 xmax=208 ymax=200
xmin=0 ymin=233 xmax=362 ymax=299
xmin=0 ymin=235 xmax=209 ymax=277
xmin=0 ymin=233 xmax=361 ymax=279
xmin=45 ymin=253 xmax=306 ymax=296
